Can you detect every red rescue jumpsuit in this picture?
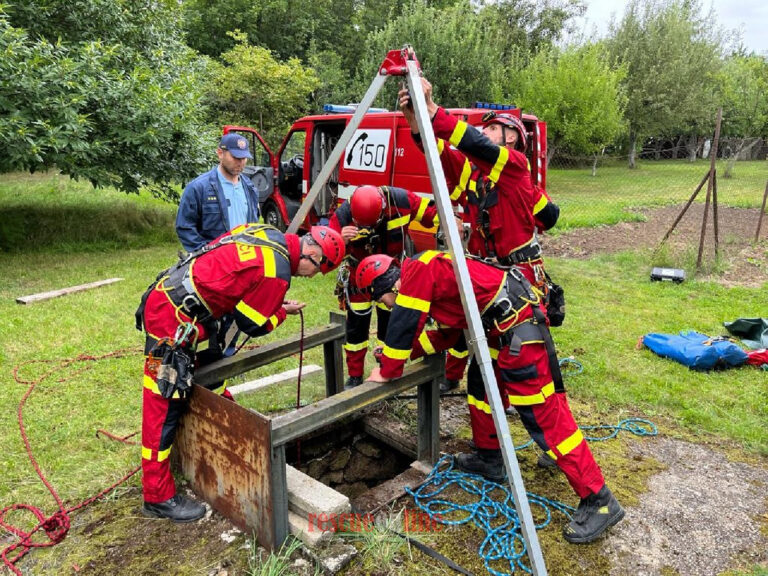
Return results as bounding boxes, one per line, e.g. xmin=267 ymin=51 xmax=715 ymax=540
xmin=329 ymin=186 xmax=437 ymax=378
xmin=379 ymin=251 xmax=604 ymax=498
xmin=141 ymin=225 xmax=300 ymax=503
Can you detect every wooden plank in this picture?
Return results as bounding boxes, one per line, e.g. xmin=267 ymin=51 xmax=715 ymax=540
xmin=16 ymin=277 xmax=123 ymax=304
xmin=228 ymin=365 xmax=323 ymax=396
xmin=417 ymin=372 xmax=440 ymax=465
xmin=194 ymin=321 xmax=345 ymax=386
xmin=271 ymin=356 xmax=443 ymax=447
xmin=174 ymin=384 xmax=275 ymax=547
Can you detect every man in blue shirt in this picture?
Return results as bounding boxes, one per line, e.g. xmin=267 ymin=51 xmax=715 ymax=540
xmin=176 ymin=133 xmax=261 ymax=252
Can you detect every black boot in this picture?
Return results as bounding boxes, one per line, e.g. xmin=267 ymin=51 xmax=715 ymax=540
xmin=439 ymin=379 xmax=460 ymax=394
xmin=456 ymin=448 xmax=505 ymax=482
xmin=563 ymin=485 xmax=624 ymax=544
xmin=143 ymin=494 xmax=206 ymax=523
xmin=344 ymin=376 xmax=363 ymax=390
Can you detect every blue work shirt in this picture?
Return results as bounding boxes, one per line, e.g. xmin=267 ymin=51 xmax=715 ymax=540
xmin=217 ymin=168 xmax=249 ymax=229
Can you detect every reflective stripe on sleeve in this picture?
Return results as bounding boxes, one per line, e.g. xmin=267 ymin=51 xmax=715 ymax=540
xmin=449 ymin=122 xmax=468 ymax=148
xmin=488 ymin=146 xmax=509 ymax=184
xmin=235 ymin=301 xmax=268 ymax=326
xmin=395 ymin=293 xmax=430 ymax=313
xmin=387 ymin=215 xmax=411 ymax=230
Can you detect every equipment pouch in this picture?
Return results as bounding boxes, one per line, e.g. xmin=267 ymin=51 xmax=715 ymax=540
xmin=155 ymin=343 xmax=196 ymax=399
xmin=545 ymin=276 xmax=565 ymax=328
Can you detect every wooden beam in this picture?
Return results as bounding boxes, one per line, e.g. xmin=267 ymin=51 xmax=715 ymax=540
xmin=194 ymin=321 xmax=345 ymax=386
xmin=16 ymin=278 xmax=123 ymax=305
xmin=271 ymin=356 xmax=443 ymax=447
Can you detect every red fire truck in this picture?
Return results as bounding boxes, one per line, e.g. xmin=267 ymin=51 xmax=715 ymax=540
xmin=227 ymin=102 xmax=547 ymax=251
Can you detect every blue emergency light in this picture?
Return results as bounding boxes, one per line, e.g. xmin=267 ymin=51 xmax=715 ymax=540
xmin=323 ymin=104 xmax=388 ymax=114
xmin=473 ymin=102 xmax=517 ymax=111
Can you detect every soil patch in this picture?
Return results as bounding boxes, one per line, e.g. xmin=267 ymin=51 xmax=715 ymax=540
xmin=540 ymin=205 xmax=768 ymax=287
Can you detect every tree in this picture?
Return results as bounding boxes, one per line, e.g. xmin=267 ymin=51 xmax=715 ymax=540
xmin=718 ymin=54 xmax=768 ymax=177
xmin=205 ymin=33 xmax=320 ymax=147
xmin=0 ymin=1 xmax=212 ymax=194
xmin=511 ymin=43 xmax=626 ymax=170
xmin=606 ymin=0 xmax=723 ymax=168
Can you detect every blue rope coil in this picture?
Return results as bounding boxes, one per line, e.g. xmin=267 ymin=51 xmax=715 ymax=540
xmin=406 ymin=455 xmax=574 ymax=575
xmin=558 ymin=356 xmax=583 ymax=375
xmin=406 ymin=418 xmax=657 ymax=574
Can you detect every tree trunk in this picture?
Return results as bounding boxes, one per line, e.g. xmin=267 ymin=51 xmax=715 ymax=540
xmin=686 ymin=134 xmax=698 ymax=162
xmin=546 ymin=145 xmax=555 ymax=169
xmin=654 ymin=140 xmax=661 ymax=160
xmin=629 ymin=132 xmax=637 ymax=169
xmin=723 ymin=138 xmax=760 ymax=178
xmin=672 ymin=135 xmax=684 ymax=159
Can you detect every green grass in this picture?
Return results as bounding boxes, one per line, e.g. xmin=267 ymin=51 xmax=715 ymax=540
xmin=548 ymin=158 xmax=768 ymax=229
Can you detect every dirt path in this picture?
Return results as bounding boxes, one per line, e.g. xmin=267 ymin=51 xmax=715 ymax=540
xmin=540 ymin=205 xmax=768 ymax=287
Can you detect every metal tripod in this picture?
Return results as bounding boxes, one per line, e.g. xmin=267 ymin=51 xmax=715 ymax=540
xmin=287 ymin=46 xmax=548 ymax=575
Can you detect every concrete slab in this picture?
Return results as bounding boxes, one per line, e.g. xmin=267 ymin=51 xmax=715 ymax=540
xmin=288 ymin=510 xmax=332 ymax=547
xmin=286 ymin=464 xmax=350 ymax=519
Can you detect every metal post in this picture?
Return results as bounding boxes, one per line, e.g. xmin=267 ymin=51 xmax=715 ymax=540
xmin=697 ymin=108 xmax=722 ymax=270
xmin=405 ymin=59 xmax=547 ymax=575
xmin=754 ymin=181 xmax=768 ymax=242
xmin=286 ymin=73 xmax=389 ymax=234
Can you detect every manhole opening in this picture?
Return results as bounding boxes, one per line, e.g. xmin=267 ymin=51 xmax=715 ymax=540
xmin=285 ymin=419 xmax=412 ymax=500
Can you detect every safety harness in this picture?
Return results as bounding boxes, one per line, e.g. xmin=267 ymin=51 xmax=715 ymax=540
xmin=479 ymin=262 xmax=564 ymax=392
xmin=135 ymin=224 xmax=289 ymax=336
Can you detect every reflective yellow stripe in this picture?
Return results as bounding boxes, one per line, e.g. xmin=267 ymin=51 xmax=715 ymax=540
xmin=468 ymin=178 xmax=477 ymax=192
xmin=467 ymin=394 xmax=492 ymax=415
xmin=488 ymin=146 xmax=509 ymax=184
xmin=344 ymin=341 xmax=369 ymax=352
xmin=208 ymin=379 xmax=228 ymax=395
xmin=451 ymin=186 xmax=463 ymax=201
xmin=141 ymin=445 xmax=171 ymax=462
xmin=268 ymin=315 xmax=279 ymax=328
xmin=449 ymin=121 xmax=468 ymax=148
xmin=448 ymin=347 xmax=468 ymax=359
xmin=235 ymin=301 xmax=268 ymax=326
xmin=489 ymin=347 xmax=499 ymax=360
xmin=383 ymin=345 xmax=411 ymax=360
xmin=395 ymin=293 xmax=430 ymax=313
xmin=417 ymin=250 xmax=448 ymax=264
xmin=349 ymin=301 xmax=373 ymax=311
xmin=437 ymin=139 xmax=445 ymax=155
xmin=532 ymin=194 xmax=548 ymax=215
xmin=546 ymin=449 xmax=557 ymax=461
xmin=459 ymin=159 xmax=472 ymax=189
xmin=419 ymin=331 xmax=436 ymax=355
xmin=262 ymin=248 xmax=276 ymax=278
xmin=415 ymin=197 xmax=430 ymax=222
xmin=507 ymin=381 xmax=555 ymax=406
xmin=375 ymin=301 xmax=389 ymax=311
xmin=387 ymin=215 xmax=411 ymax=230
xmin=556 ymin=429 xmax=584 ymax=457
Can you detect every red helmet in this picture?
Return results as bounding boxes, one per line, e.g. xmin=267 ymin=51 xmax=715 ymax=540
xmin=350 ymin=185 xmax=386 ymax=227
xmin=309 ymin=226 xmax=345 ymax=274
xmin=481 ymin=111 xmax=527 ymax=153
xmin=356 ymin=255 xmax=400 ymax=300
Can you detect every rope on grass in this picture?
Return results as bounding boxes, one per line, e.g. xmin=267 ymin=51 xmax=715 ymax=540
xmin=2 ymin=349 xmax=142 ymax=576
xmin=558 ymin=356 xmax=583 ymax=375
xmin=406 ymin=455 xmax=574 ymax=576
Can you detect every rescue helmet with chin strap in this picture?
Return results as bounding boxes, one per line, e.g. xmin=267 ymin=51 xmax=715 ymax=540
xmin=305 ymin=226 xmax=345 ymax=274
xmin=481 ymin=111 xmax=527 ymax=153
xmin=356 ymin=254 xmax=401 ymax=300
xmin=350 ymin=185 xmax=386 ymax=227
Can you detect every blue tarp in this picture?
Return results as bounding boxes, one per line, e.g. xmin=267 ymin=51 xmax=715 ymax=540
xmin=642 ymin=331 xmax=748 ymax=371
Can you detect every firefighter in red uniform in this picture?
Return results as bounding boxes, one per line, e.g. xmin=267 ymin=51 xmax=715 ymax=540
xmin=136 ymin=224 xmax=344 ymax=522
xmin=356 ymin=252 xmax=624 ymax=544
xmin=328 ymin=184 xmax=437 ymax=389
xmin=400 ymin=82 xmax=561 ymax=394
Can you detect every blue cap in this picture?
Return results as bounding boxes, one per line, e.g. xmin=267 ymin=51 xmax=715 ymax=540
xmin=219 ymin=133 xmax=252 ymax=159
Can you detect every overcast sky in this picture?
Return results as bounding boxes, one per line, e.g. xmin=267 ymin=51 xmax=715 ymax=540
xmin=573 ymin=0 xmax=768 ymax=55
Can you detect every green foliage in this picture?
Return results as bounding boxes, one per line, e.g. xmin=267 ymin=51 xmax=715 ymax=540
xmin=357 ymin=1 xmax=508 ymax=109
xmin=512 ymin=42 xmax=626 ymax=158
xmin=606 ymin=0 xmax=724 ymax=163
xmin=205 ymin=32 xmax=320 ymax=146
xmin=718 ymin=54 xmax=768 ymax=138
xmin=0 ymin=2 xmax=213 ymax=194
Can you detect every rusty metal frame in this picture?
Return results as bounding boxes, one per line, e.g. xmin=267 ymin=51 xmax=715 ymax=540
xmin=173 ymin=313 xmax=444 ymax=549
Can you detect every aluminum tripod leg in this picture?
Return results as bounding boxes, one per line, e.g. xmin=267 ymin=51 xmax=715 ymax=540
xmin=405 ymin=60 xmax=547 ymax=575
xmin=286 ymin=74 xmax=389 ymax=234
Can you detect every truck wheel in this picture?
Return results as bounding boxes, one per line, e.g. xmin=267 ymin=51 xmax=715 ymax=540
xmin=263 ymin=200 xmax=286 ymax=232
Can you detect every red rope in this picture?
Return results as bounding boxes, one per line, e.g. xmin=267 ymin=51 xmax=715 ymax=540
xmin=2 ymin=349 xmax=142 ymax=575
